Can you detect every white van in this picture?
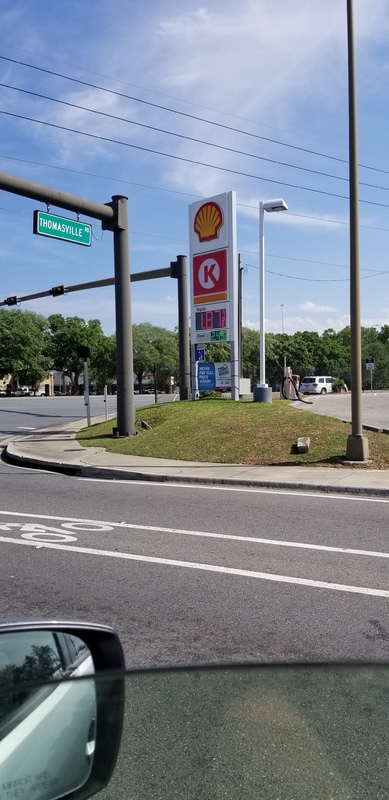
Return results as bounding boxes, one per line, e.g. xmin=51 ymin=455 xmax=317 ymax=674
xmin=299 ymin=376 xmax=347 ymax=395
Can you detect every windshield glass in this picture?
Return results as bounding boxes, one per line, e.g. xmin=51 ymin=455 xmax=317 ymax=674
xmin=95 ymin=664 xmax=389 ymax=800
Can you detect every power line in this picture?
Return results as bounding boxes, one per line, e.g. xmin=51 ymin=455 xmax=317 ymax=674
xmin=3 ymin=109 xmax=389 ymax=209
xmin=1 ymin=153 xmax=389 ymax=236
xmin=246 ymin=263 xmax=389 ymax=282
xmin=242 ymin=250 xmax=380 ymax=273
xmin=0 ymin=82 xmax=352 ymax=187
xmin=3 ymin=54 xmax=389 ymax=179
xmin=0 ymin=201 xmax=384 ymax=273
xmin=0 ymin=43 xmax=356 ymax=149
xmin=5 ymin=81 xmax=389 ymax=195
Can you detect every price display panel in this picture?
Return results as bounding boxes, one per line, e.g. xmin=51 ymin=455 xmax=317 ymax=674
xmin=194 ymin=305 xmax=230 ymax=343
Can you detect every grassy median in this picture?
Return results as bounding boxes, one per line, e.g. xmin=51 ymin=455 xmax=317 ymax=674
xmin=76 ymin=398 xmax=389 ymax=469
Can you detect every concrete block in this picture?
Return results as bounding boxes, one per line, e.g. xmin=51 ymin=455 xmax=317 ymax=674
xmin=297 ymin=436 xmax=310 ymax=453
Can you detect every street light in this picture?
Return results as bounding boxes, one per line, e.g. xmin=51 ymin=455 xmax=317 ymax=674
xmin=254 ymin=198 xmax=288 ymax=403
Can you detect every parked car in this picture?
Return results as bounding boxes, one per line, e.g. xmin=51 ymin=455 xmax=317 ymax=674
xmin=29 ymin=389 xmax=46 ymax=396
xmin=299 ymin=376 xmax=348 ymax=395
xmin=14 ymin=386 xmax=30 ymax=396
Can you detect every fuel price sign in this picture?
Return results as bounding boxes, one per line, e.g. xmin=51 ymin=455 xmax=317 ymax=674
xmin=193 ymin=304 xmax=229 ymax=343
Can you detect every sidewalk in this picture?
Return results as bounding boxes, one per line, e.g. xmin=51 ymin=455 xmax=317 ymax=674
xmin=5 ymin=417 xmax=389 ymax=497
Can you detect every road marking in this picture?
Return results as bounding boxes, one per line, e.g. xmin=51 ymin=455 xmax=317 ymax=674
xmin=0 ymin=510 xmax=388 ymax=560
xmin=77 ymin=478 xmax=389 ymax=504
xmin=17 ymin=426 xmax=36 ymax=430
xmin=0 ymin=536 xmax=388 ymax=598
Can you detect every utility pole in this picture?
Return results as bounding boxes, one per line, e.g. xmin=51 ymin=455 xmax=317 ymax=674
xmin=345 ymin=0 xmax=369 ymax=461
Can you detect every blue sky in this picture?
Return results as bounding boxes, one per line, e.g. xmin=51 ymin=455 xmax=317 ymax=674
xmin=0 ymin=0 xmax=389 ymax=336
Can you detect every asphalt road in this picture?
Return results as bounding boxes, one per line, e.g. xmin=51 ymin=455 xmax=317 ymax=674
xmin=0 ymin=394 xmax=174 ymax=442
xmin=2 ymin=400 xmax=388 ymax=799
xmin=297 ymin=389 xmax=389 ymax=429
xmin=1 ymin=458 xmax=388 ymax=669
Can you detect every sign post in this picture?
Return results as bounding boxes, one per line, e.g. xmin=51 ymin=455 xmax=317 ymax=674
xmin=189 ymin=192 xmax=238 ymax=400
xmin=366 ymin=359 xmax=374 ymax=392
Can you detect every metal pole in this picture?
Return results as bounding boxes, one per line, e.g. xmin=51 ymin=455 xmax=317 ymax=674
xmin=370 ymin=369 xmax=373 ymax=393
xmin=345 ymin=0 xmax=369 ymax=460
xmin=259 ymin=202 xmax=265 ymax=386
xmin=281 ymin=304 xmax=284 ymax=335
xmin=154 ymin=363 xmax=158 ymax=404
xmin=0 ymin=171 xmax=114 ymax=223
xmin=238 ymin=254 xmax=243 ymax=379
xmin=174 ymin=255 xmax=191 ymax=401
xmin=111 ymin=195 xmax=135 ymax=437
xmin=83 ymin=361 xmax=91 ymax=427
xmin=191 ymin=343 xmax=198 ymax=400
xmin=104 ymin=385 xmax=108 ymax=421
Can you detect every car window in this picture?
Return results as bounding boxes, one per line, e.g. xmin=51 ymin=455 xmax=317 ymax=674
xmin=0 ymin=632 xmax=64 ymax=736
xmin=318 ymin=378 xmax=325 ymax=383
xmin=63 ymin=633 xmax=91 ymax=673
xmin=302 ymin=377 xmax=314 ymax=383
xmin=325 ymin=377 xmax=332 ymax=383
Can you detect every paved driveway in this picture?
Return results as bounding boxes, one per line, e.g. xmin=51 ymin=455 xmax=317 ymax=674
xmin=295 ymin=391 xmax=389 ymax=430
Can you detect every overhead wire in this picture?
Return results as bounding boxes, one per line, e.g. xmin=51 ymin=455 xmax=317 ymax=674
xmin=3 ymin=109 xmax=389 ymax=209
xmin=1 ymin=151 xmax=389 ymax=235
xmin=245 ymin=263 xmax=389 ymax=282
xmin=2 ymin=54 xmax=389 ymax=178
xmin=4 ymin=81 xmax=389 ymax=195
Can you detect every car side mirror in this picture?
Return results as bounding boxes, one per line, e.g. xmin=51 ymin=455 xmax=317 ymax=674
xmin=0 ymin=621 xmax=125 ymax=800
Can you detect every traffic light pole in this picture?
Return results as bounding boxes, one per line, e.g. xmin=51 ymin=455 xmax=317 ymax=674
xmin=0 ymin=171 xmax=135 ymax=437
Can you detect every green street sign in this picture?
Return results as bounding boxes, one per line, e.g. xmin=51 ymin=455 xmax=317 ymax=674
xmin=33 ymin=211 xmax=92 ymax=246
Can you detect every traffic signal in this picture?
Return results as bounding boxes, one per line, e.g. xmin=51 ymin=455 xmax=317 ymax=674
xmin=77 ymin=345 xmax=91 ymax=360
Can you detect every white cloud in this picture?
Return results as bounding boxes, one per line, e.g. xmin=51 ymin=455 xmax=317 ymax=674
xmin=299 ymin=301 xmax=336 ymax=312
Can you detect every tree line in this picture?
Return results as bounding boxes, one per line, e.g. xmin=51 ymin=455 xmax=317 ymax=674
xmin=1 ymin=308 xmax=388 ymax=392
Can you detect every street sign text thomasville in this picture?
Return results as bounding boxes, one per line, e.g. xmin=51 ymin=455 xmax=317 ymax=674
xmin=33 ymin=211 xmax=92 ymax=246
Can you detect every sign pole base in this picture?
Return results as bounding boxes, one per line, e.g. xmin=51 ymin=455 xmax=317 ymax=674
xmin=253 ymin=386 xmax=272 ymax=403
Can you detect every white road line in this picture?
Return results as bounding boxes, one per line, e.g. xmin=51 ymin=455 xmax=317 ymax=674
xmin=17 ymin=426 xmax=36 ymax=430
xmin=77 ymin=478 xmax=389 ymax=504
xmin=0 ymin=536 xmax=388 ymax=598
xmin=0 ymin=510 xmax=387 ymax=560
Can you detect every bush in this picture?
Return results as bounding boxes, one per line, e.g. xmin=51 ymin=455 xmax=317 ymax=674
xmin=198 ymin=390 xmax=225 ymax=400
xmin=332 ymin=379 xmax=347 ymax=393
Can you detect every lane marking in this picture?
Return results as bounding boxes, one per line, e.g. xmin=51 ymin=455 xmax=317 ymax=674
xmin=77 ymin=478 xmax=389 ymax=504
xmin=0 ymin=510 xmax=388 ymax=560
xmin=17 ymin=426 xmax=37 ymax=430
xmin=0 ymin=536 xmax=388 ymax=598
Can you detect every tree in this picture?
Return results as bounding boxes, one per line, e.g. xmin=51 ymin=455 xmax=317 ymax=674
xmin=90 ymin=334 xmax=117 ymax=391
xmin=0 ymin=309 xmax=51 ymax=388
xmin=47 ymin=314 xmax=108 ymax=393
xmin=242 ymin=328 xmax=259 ymax=384
xmin=132 ymin=323 xmax=178 ymax=392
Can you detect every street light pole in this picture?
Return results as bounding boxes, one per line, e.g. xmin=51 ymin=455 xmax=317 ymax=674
xmin=345 ymin=0 xmax=369 ymax=461
xmin=254 ymin=198 xmax=288 ymax=403
xmin=259 ymin=201 xmax=266 ymax=388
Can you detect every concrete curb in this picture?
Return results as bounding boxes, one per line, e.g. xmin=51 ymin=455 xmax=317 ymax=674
xmin=3 ymin=444 xmax=82 ymax=475
xmin=5 ymin=444 xmax=389 ymax=498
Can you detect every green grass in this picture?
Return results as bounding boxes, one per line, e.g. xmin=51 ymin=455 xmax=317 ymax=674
xmin=76 ymin=399 xmax=389 ymax=469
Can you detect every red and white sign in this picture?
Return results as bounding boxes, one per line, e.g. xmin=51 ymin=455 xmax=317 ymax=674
xmin=193 ymin=249 xmax=227 ymax=304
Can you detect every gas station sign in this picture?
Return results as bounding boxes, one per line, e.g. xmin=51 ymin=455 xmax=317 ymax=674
xmin=189 ymin=191 xmax=238 ymax=399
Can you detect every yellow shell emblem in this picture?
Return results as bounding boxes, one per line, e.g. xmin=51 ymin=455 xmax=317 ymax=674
xmin=194 ymin=202 xmax=223 ymax=242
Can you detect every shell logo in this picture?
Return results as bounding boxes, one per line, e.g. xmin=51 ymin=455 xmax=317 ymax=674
xmin=194 ymin=202 xmax=223 ymax=243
